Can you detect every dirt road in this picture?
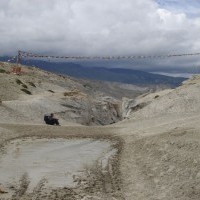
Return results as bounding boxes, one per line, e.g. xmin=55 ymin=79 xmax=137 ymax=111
xmin=1 ymin=112 xmax=200 ymax=200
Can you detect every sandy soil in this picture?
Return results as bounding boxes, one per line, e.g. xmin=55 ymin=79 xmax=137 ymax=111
xmin=118 ymin=112 xmax=200 ymax=200
xmin=1 ymin=111 xmax=200 ymax=200
xmin=0 ymin=124 xmax=124 ymax=200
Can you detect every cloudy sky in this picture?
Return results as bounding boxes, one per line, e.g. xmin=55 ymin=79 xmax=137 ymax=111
xmin=0 ymin=0 xmax=200 ymax=71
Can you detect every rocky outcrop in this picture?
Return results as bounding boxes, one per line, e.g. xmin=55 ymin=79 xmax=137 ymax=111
xmin=90 ymin=97 xmax=122 ymax=125
xmin=51 ymin=94 xmax=122 ymax=126
xmin=122 ymin=98 xmax=135 ymax=119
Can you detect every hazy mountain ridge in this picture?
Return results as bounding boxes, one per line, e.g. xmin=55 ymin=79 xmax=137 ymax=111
xmin=19 ymin=59 xmax=186 ymax=87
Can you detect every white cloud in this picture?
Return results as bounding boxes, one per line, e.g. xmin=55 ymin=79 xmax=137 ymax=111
xmin=0 ymin=0 xmax=200 ymax=70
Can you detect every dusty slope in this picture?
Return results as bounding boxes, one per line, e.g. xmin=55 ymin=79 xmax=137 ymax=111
xmin=1 ymin=62 xmax=136 ymax=126
xmin=1 ymin=113 xmax=200 ymax=199
xmin=118 ymin=113 xmax=200 ymax=200
xmin=1 ymin=62 xmax=200 ymax=199
xmin=126 ymin=75 xmax=200 ymax=120
xmin=117 ymin=75 xmax=200 ymax=199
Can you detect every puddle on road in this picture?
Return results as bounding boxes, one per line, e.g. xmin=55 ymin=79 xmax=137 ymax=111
xmin=0 ymin=138 xmax=116 ymax=191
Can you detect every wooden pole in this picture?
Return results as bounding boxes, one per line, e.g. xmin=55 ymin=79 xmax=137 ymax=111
xmin=17 ymin=50 xmax=21 ymax=64
xmin=12 ymin=50 xmax=22 ymax=74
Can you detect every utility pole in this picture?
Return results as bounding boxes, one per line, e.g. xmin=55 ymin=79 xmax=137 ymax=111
xmin=12 ymin=50 xmax=22 ymax=74
xmin=17 ymin=50 xmax=21 ymax=64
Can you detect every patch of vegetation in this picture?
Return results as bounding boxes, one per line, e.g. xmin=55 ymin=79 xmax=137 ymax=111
xmin=131 ymin=103 xmax=147 ymax=112
xmin=21 ymin=89 xmax=32 ymax=95
xmin=22 ymin=84 xmax=28 ymax=89
xmin=83 ymin=83 xmax=92 ymax=89
xmin=16 ymin=78 xmax=23 ymax=85
xmin=154 ymin=95 xmax=159 ymax=99
xmin=63 ymin=89 xmax=80 ymax=96
xmin=48 ymin=90 xmax=55 ymax=93
xmin=0 ymin=69 xmax=6 ymax=73
xmin=28 ymin=82 xmax=36 ymax=87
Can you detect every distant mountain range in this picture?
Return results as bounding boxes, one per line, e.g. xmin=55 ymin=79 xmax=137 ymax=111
xmin=0 ymin=57 xmax=187 ymax=87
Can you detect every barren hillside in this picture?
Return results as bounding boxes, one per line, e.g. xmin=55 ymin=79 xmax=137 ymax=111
xmin=116 ymin=75 xmax=200 ymax=199
xmin=123 ymin=75 xmax=200 ymax=120
xmin=1 ymin=62 xmax=200 ymax=200
xmin=0 ymin=62 xmax=149 ymax=126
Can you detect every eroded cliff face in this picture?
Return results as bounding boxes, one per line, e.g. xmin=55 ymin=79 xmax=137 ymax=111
xmin=50 ymin=92 xmax=122 ymax=126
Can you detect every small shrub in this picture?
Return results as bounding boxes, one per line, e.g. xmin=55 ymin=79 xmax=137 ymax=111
xmin=48 ymin=90 xmax=55 ymax=93
xmin=131 ymin=103 xmax=147 ymax=112
xmin=0 ymin=69 xmax=6 ymax=73
xmin=63 ymin=89 xmax=80 ymax=96
xmin=21 ymin=89 xmax=32 ymax=95
xmin=154 ymin=95 xmax=159 ymax=99
xmin=28 ymin=82 xmax=36 ymax=87
xmin=83 ymin=83 xmax=92 ymax=89
xmin=16 ymin=79 xmax=23 ymax=85
xmin=22 ymin=84 xmax=28 ymax=89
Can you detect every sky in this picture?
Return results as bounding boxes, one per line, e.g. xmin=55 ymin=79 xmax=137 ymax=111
xmin=0 ymin=0 xmax=200 ymax=71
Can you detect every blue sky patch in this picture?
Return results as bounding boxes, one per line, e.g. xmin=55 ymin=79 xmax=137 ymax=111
xmin=155 ymin=0 xmax=200 ymax=17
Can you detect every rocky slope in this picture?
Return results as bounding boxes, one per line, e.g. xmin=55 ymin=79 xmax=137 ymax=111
xmin=122 ymin=75 xmax=200 ymax=120
xmin=0 ymin=62 xmax=149 ymax=126
xmin=114 ymin=74 xmax=200 ymax=200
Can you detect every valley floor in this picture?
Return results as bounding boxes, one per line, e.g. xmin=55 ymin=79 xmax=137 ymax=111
xmin=1 ymin=111 xmax=200 ymax=199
